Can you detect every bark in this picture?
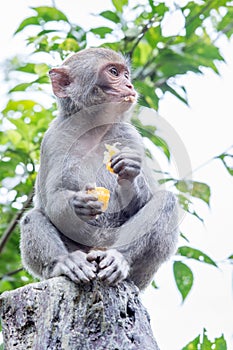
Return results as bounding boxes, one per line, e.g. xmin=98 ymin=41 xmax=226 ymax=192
xmin=0 ymin=277 xmax=159 ymax=350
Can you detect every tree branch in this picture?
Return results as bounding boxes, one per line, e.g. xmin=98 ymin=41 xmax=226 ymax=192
xmin=0 ymin=267 xmax=24 ymax=280
xmin=0 ymin=190 xmax=34 ymax=254
xmin=128 ymin=15 xmax=158 ymax=58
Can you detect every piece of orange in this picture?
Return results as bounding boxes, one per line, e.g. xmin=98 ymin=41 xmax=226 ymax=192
xmin=87 ymin=187 xmax=110 ymax=211
xmin=106 ymin=161 xmax=114 ymax=173
xmin=103 ymin=143 xmax=121 ymax=174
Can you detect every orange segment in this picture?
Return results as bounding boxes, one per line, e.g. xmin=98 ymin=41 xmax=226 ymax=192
xmin=87 ymin=187 xmax=110 ymax=211
xmin=103 ymin=143 xmax=121 ymax=174
xmin=106 ymin=161 xmax=114 ymax=173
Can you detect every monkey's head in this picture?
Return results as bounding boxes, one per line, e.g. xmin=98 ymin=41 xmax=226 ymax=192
xmin=49 ymin=48 xmax=137 ymax=116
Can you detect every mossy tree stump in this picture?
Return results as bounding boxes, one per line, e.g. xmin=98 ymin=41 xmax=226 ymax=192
xmin=0 ymin=277 xmax=159 ymax=350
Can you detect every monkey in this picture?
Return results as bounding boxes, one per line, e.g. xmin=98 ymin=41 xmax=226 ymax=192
xmin=20 ymin=47 xmax=178 ymax=290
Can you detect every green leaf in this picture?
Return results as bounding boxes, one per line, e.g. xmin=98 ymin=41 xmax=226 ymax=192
xmin=112 ymin=0 xmax=128 ymax=12
xmin=37 ymin=29 xmax=60 ymax=36
xmin=202 ymin=329 xmax=213 ymax=349
xmin=190 ymin=181 xmax=211 ymax=205
xmin=99 ymin=10 xmax=120 ymax=24
xmin=183 ymin=2 xmax=202 ymax=39
xmin=9 ymin=83 xmax=32 ymax=93
xmin=217 ymin=153 xmax=233 ymax=176
xmin=177 ymin=194 xmax=192 ymax=212
xmin=177 ymin=194 xmax=204 ymax=222
xmin=3 ymin=99 xmax=37 ymax=114
xmin=101 ymin=42 xmax=122 ymax=51
xmin=161 ymin=82 xmax=189 ymax=106
xmin=182 ymin=335 xmax=200 ymax=350
xmin=14 ymin=7 xmax=69 ymax=35
xmin=217 ymin=8 xmax=233 ymax=38
xmin=145 ymin=25 xmax=162 ymax=47
xmin=148 ymin=2 xmax=169 ymax=17
xmin=58 ymin=38 xmax=79 ymax=52
xmin=173 ymin=261 xmax=193 ymax=302
xmin=176 ymin=180 xmax=211 ymax=206
xmin=32 ymin=6 xmax=69 ymax=22
xmin=132 ymin=117 xmax=170 ymax=159
xmin=133 ymin=41 xmax=154 ymax=66
xmin=180 ymin=232 xmax=190 ymax=243
xmin=134 ymin=80 xmax=159 ymax=110
xmin=214 ymin=335 xmax=227 ymax=350
xmin=34 ymin=63 xmax=49 ymax=76
xmin=176 ymin=180 xmax=193 ymax=194
xmin=0 ymin=160 xmax=17 ymax=180
xmin=178 ymin=246 xmax=218 ymax=267
xmin=6 ymin=130 xmax=22 ymax=146
xmin=9 ymin=78 xmax=50 ymax=92
xmin=14 ymin=16 xmax=40 ymax=34
xmin=184 ymin=37 xmax=224 ymax=74
xmin=91 ymin=27 xmax=113 ymax=38
xmin=15 ymin=63 xmax=35 ymax=74
xmin=35 ymin=76 xmax=50 ymax=84
xmin=182 ymin=329 xmax=227 ymax=350
xmin=151 ymin=280 xmax=158 ymax=289
xmin=156 ymin=48 xmax=202 ymax=78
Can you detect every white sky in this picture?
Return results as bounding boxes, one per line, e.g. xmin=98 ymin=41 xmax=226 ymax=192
xmin=0 ymin=1 xmax=233 ymax=349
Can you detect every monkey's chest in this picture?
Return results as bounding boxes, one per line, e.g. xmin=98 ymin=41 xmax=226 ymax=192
xmin=58 ymin=125 xmax=122 ymax=192
xmin=63 ymin=150 xmax=116 ymax=192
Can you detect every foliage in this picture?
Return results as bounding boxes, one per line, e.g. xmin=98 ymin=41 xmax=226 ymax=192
xmin=0 ymin=0 xmax=233 ymax=347
xmin=182 ymin=329 xmax=227 ymax=350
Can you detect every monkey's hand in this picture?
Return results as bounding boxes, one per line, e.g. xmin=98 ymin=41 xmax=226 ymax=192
xmin=47 ymin=251 xmax=97 ymax=283
xmin=87 ymin=249 xmax=129 ymax=285
xmin=70 ymin=184 xmax=103 ymax=221
xmin=111 ymin=148 xmax=141 ymax=183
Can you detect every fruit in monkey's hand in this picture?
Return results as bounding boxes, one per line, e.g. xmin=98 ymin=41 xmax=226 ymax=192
xmin=103 ymin=143 xmax=121 ymax=173
xmin=87 ymin=187 xmax=110 ymax=211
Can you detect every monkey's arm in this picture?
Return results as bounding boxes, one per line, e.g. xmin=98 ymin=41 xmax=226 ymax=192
xmin=110 ymin=147 xmax=152 ymax=219
xmin=42 ymin=186 xmax=105 ymax=246
xmin=20 ymin=208 xmax=96 ymax=282
xmin=114 ymin=174 xmax=152 ymax=219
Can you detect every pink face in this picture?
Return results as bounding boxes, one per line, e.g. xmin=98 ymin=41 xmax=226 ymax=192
xmin=97 ymin=62 xmax=137 ymax=104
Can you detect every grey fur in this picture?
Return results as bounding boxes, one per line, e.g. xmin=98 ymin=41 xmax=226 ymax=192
xmin=20 ymin=48 xmax=178 ymax=290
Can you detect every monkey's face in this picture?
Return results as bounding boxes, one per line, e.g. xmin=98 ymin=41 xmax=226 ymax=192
xmin=49 ymin=48 xmax=138 ymax=114
xmin=95 ymin=62 xmax=137 ymax=107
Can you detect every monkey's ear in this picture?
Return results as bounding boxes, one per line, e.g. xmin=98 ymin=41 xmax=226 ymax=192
xmin=49 ymin=67 xmax=72 ymax=98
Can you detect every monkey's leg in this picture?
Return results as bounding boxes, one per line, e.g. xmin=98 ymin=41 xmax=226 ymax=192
xmin=20 ymin=208 xmax=96 ymax=283
xmin=87 ymin=191 xmax=178 ymax=290
xmin=118 ymin=190 xmax=179 ymax=290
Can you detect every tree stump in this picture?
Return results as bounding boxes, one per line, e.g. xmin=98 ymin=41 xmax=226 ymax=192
xmin=0 ymin=277 xmax=159 ymax=350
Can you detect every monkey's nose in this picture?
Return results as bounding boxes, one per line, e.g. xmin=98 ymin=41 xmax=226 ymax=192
xmin=126 ymin=82 xmax=134 ymax=90
xmin=127 ymin=87 xmax=137 ymax=97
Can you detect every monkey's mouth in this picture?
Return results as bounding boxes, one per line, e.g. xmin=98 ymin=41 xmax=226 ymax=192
xmin=123 ymin=95 xmax=136 ymax=103
xmin=100 ymin=86 xmax=137 ymax=104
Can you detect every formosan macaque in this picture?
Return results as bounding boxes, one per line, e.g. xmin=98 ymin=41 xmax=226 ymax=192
xmin=20 ymin=48 xmax=178 ymax=290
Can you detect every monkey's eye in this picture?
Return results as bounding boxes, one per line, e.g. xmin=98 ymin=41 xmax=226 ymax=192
xmin=109 ymin=67 xmax=119 ymax=76
xmin=124 ymin=72 xmax=129 ymax=79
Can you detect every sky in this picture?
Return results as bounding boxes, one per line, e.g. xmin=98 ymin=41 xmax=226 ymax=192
xmin=0 ymin=1 xmax=233 ymax=349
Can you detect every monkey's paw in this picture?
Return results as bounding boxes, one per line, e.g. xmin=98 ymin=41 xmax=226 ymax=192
xmin=70 ymin=186 xmax=103 ymax=221
xmin=87 ymin=249 xmax=129 ymax=285
xmin=110 ymin=148 xmax=142 ymax=183
xmin=48 ymin=251 xmax=97 ymax=284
